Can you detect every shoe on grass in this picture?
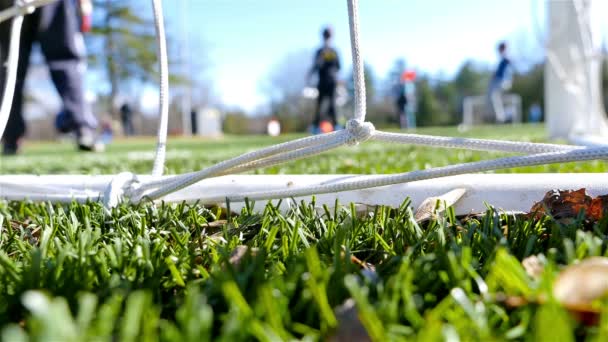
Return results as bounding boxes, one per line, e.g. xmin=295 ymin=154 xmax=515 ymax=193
xmin=78 ymin=141 xmax=105 ymax=152
xmin=77 ymin=128 xmax=105 ymax=152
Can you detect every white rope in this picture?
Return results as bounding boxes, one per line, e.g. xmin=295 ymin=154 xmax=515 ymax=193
xmin=133 ymin=0 xmax=373 ymax=201
xmin=150 ymin=0 xmax=169 ymax=176
xmin=0 ymin=15 xmax=23 ymax=140
xmin=372 ymin=131 xmax=582 ymax=154
xmin=131 ymin=0 xmax=606 ymax=205
xmin=134 ymin=130 xmax=347 ymax=201
xmin=102 ymin=172 xmax=139 ymax=208
xmin=0 ymin=0 xmax=55 ymax=23
xmin=195 ymin=146 xmax=608 ymax=203
xmin=347 ymin=0 xmax=366 ymax=122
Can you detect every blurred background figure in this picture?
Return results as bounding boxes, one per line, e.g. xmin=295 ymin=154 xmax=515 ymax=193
xmin=487 ymin=41 xmax=513 ymax=124
xmin=100 ymin=117 xmax=113 ymax=144
xmin=529 ymin=102 xmax=542 ymax=123
xmin=393 ymin=60 xmax=408 ymax=129
xmin=120 ymin=102 xmax=134 ymax=136
xmin=0 ymin=0 xmax=101 ymax=155
xmin=308 ymin=26 xmax=340 ymax=134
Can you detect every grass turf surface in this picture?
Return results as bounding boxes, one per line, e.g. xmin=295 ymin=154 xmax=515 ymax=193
xmin=0 ymin=124 xmax=607 ymax=340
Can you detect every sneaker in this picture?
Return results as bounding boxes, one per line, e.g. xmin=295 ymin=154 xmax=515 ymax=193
xmin=78 ymin=141 xmax=105 ymax=152
xmin=77 ymin=128 xmax=105 ymax=152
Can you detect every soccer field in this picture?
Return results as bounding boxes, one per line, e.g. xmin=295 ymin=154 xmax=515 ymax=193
xmin=0 ymin=124 xmax=607 ymax=340
xmin=3 ymin=124 xmax=607 ymax=175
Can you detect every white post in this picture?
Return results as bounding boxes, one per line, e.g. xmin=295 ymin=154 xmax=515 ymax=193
xmin=545 ymin=0 xmax=608 ymax=142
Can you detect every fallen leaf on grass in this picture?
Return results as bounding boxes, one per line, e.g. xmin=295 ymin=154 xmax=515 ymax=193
xmin=529 ymin=189 xmax=608 ymax=223
xmin=414 ymin=188 xmax=466 ymax=222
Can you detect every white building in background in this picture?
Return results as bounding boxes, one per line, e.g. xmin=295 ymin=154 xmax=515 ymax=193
xmin=193 ymin=108 xmax=223 ymax=137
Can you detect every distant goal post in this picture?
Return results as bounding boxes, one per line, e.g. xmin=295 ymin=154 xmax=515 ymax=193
xmin=461 ymin=93 xmax=522 ymax=127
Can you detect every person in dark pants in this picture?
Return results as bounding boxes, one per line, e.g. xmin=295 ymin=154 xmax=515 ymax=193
xmin=487 ymin=41 xmax=513 ymax=124
xmin=308 ymin=27 xmax=340 ymax=133
xmin=0 ymin=0 xmax=100 ymax=155
xmin=120 ymin=102 xmax=134 ymax=136
xmin=395 ymin=82 xmax=407 ymax=128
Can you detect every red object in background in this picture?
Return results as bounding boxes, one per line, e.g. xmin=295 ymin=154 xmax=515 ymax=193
xmin=319 ymin=120 xmax=334 ymax=133
xmin=79 ymin=0 xmax=93 ymax=33
xmin=81 ymin=15 xmax=91 ymax=33
xmin=401 ymin=70 xmax=417 ymax=82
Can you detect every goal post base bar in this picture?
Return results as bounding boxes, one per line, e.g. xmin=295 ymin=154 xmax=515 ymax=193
xmin=1 ymin=173 xmax=607 ymax=215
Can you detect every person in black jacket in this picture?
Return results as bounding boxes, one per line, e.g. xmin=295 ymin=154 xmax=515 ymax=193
xmin=308 ymin=27 xmax=340 ymax=133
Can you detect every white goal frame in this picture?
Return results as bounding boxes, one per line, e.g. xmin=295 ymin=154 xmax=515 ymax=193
xmin=1 ymin=0 xmax=607 ymax=216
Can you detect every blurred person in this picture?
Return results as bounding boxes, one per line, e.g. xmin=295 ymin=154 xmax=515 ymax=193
xmin=0 ymin=0 xmax=100 ymax=155
xmin=307 ymin=26 xmax=340 ymax=134
xmin=391 ymin=59 xmax=407 ymax=128
xmin=487 ymin=41 xmax=513 ymax=124
xmin=120 ymin=102 xmax=134 ymax=136
xmin=395 ymin=80 xmax=408 ymax=129
xmin=529 ymin=102 xmax=542 ymax=123
xmin=99 ymin=116 xmax=113 ymax=144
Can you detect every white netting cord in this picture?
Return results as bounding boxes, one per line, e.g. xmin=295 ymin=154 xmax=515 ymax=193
xmin=135 ymin=128 xmax=581 ymax=201
xmin=198 ymin=146 xmax=608 ymax=203
xmin=150 ymin=0 xmax=169 ymax=177
xmin=345 ymin=119 xmax=374 ymax=145
xmin=0 ymin=0 xmax=55 ymax=23
xmin=373 ymin=131 xmax=582 ymax=154
xmin=346 ymin=0 xmax=366 ymax=122
xmin=0 ymin=14 xmax=23 ymax=140
xmin=133 ymin=135 xmax=337 ymax=199
xmin=102 ymin=172 xmax=139 ymax=209
xmin=135 ymin=130 xmax=350 ymax=201
xmin=139 ymin=0 xmax=374 ymax=202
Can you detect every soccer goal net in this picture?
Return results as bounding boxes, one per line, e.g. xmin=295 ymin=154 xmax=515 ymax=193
xmin=1 ymin=0 xmax=607 ymax=215
xmin=461 ymin=94 xmax=522 ymax=127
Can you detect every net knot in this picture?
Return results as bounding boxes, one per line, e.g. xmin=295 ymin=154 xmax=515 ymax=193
xmin=103 ymin=172 xmax=140 ymax=210
xmin=15 ymin=0 xmax=36 ymax=14
xmin=345 ymin=119 xmax=375 ymax=145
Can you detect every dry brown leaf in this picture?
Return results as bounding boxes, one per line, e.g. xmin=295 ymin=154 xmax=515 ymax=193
xmin=529 ymin=189 xmax=608 ymax=223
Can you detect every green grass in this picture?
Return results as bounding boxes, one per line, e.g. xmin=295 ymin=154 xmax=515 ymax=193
xmin=0 ymin=124 xmax=607 ymax=340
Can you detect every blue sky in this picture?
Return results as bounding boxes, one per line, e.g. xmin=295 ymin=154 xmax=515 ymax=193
xmin=161 ymin=0 xmax=557 ymax=111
